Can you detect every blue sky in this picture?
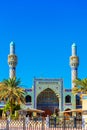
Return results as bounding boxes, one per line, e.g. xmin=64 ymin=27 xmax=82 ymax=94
xmin=0 ymin=0 xmax=87 ymax=88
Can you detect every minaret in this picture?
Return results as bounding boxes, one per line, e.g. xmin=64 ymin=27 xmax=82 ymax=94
xmin=8 ymin=41 xmax=17 ymax=78
xmin=70 ymin=43 xmax=79 ymax=88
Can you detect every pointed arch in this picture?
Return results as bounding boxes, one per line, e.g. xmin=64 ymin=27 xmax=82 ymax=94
xmin=37 ymin=88 xmax=59 ymax=116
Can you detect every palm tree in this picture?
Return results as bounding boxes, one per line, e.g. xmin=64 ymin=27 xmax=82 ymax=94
xmin=0 ymin=77 xmax=25 ymax=115
xmin=72 ymin=78 xmax=87 ymax=95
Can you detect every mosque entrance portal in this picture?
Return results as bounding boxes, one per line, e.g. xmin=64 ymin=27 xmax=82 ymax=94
xmin=37 ymin=88 xmax=59 ymax=116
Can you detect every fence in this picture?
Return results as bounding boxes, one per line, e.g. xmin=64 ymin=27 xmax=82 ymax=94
xmin=0 ymin=116 xmax=85 ymax=130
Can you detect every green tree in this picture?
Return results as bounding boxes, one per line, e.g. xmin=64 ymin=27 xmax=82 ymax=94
xmin=0 ymin=77 xmax=25 ymax=115
xmin=72 ymin=78 xmax=87 ymax=95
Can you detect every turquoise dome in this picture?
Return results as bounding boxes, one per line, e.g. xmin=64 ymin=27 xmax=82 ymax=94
xmin=72 ymin=43 xmax=76 ymax=47
xmin=10 ymin=41 xmax=15 ymax=46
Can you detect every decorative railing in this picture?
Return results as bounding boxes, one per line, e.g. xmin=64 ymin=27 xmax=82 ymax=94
xmin=0 ymin=116 xmax=83 ymax=130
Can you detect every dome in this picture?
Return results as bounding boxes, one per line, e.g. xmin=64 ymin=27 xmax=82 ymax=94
xmin=10 ymin=41 xmax=15 ymax=46
xmin=72 ymin=43 xmax=76 ymax=47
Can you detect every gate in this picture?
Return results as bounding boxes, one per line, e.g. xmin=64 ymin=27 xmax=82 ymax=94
xmin=0 ymin=116 xmax=85 ymax=130
xmin=49 ymin=116 xmax=82 ymax=130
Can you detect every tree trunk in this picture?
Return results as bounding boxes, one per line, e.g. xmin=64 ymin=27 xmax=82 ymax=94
xmin=10 ymin=99 xmax=13 ymax=116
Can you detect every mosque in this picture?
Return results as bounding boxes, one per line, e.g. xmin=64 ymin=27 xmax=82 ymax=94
xmin=0 ymin=42 xmax=81 ymax=116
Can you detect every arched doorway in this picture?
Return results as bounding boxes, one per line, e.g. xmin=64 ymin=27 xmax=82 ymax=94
xmin=37 ymin=88 xmax=59 ymax=116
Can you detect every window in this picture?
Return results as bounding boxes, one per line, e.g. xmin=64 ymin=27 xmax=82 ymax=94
xmin=76 ymin=95 xmax=81 ymax=105
xmin=25 ymin=95 xmax=31 ymax=103
xmin=65 ymin=95 xmax=71 ymax=103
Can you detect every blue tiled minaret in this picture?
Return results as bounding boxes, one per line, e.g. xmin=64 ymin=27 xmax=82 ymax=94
xmin=8 ymin=41 xmax=17 ymax=78
xmin=70 ymin=43 xmax=79 ymax=88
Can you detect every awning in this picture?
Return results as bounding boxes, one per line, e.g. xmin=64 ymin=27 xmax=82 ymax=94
xmin=60 ymin=109 xmax=83 ymax=113
xmin=18 ymin=108 xmax=45 ymax=114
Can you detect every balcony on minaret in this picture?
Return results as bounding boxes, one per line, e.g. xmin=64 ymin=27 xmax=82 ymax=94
xmin=70 ymin=56 xmax=79 ymax=68
xmin=8 ymin=54 xmax=17 ymax=67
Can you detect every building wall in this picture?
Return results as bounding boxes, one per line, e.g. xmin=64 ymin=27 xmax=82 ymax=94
xmin=63 ymin=89 xmax=76 ymax=110
xmin=21 ymin=88 xmax=33 ymax=109
xmin=23 ymin=78 xmax=76 ymax=113
xmin=33 ymin=78 xmax=64 ymax=111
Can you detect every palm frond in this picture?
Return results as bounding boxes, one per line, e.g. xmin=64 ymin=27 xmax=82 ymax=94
xmin=0 ymin=77 xmax=25 ymax=114
xmin=72 ymin=78 xmax=87 ymax=94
